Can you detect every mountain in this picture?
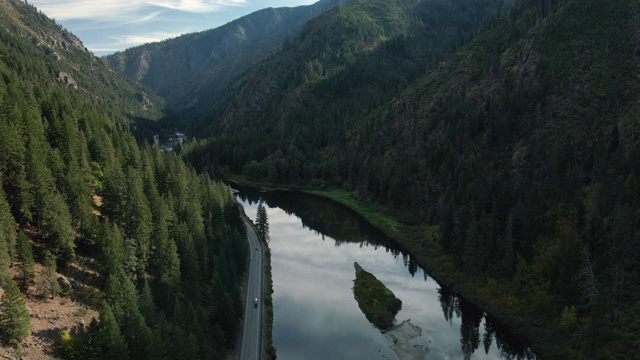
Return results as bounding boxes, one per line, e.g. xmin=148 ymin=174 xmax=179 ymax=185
xmin=0 ymin=0 xmax=165 ymax=121
xmin=104 ymin=0 xmax=349 ymax=112
xmin=178 ymin=0 xmax=640 ymax=357
xmin=0 ymin=1 xmax=246 ymax=358
xmin=185 ymin=0 xmax=503 ymax=176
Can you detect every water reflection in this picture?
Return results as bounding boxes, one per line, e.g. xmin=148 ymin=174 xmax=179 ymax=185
xmin=236 ymin=188 xmax=402 ymax=248
xmin=235 ymin=187 xmax=536 ymax=360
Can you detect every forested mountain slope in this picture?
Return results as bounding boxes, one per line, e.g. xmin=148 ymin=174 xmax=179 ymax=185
xmin=0 ymin=1 xmax=246 ymax=358
xmin=181 ymin=0 xmax=640 ymax=357
xmin=104 ymin=0 xmax=349 ymax=112
xmin=184 ymin=0 xmax=504 ymax=176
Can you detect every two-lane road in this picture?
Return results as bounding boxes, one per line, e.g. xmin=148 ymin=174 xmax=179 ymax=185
xmin=239 ymin=217 xmax=263 ymax=360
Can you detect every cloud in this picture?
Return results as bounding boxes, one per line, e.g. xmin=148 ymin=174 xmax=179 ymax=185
xmin=107 ymin=31 xmax=184 ymax=48
xmin=147 ymin=0 xmax=247 ymax=12
xmin=29 ymin=0 xmax=143 ymax=21
xmin=29 ymin=0 xmax=247 ymax=21
xmin=125 ymin=11 xmax=163 ymax=24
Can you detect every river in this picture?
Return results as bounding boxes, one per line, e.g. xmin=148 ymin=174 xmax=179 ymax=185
xmin=235 ymin=188 xmax=536 ymax=360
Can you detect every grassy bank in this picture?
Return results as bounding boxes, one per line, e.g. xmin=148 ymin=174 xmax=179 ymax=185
xmin=306 ymin=190 xmax=401 ymax=239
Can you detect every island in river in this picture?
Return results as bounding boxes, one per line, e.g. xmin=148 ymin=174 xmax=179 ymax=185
xmin=353 ymin=262 xmax=428 ymax=360
xmin=353 ymin=262 xmax=402 ymax=330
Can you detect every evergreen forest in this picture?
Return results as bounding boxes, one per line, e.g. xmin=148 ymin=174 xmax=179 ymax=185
xmin=177 ymin=0 xmax=640 ymax=357
xmin=0 ymin=1 xmax=247 ymax=359
xmin=1 ymin=0 xmax=640 ymax=358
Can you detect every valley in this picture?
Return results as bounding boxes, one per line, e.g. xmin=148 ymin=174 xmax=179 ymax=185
xmin=1 ymin=0 xmax=639 ymax=359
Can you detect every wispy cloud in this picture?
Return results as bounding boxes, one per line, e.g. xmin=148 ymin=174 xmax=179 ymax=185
xmin=125 ymin=11 xmax=163 ymax=24
xmin=147 ymin=0 xmax=247 ymax=12
xmin=29 ymin=0 xmax=143 ymax=21
xmin=88 ymin=31 xmax=183 ymax=53
xmin=29 ymin=0 xmax=247 ymax=21
xmin=109 ymin=32 xmax=183 ymax=48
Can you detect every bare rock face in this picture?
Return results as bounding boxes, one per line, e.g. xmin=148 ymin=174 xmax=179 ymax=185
xmin=43 ymin=46 xmax=60 ymax=60
xmin=48 ymin=32 xmax=86 ymax=52
xmin=56 ymin=71 xmax=78 ymax=90
xmin=139 ymin=92 xmax=154 ymax=110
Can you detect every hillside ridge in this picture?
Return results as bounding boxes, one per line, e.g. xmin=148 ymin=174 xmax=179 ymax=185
xmin=104 ymin=0 xmax=350 ymax=111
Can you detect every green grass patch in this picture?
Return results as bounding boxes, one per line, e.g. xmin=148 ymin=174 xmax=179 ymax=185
xmin=306 ymin=189 xmax=401 ymax=238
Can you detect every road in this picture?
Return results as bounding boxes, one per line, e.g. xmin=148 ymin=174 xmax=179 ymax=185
xmin=239 ymin=217 xmax=263 ymax=360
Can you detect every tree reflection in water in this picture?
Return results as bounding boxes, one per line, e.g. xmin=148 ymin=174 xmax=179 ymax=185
xmin=438 ymin=286 xmax=536 ymax=359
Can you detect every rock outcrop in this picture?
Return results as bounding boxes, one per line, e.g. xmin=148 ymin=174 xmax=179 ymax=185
xmin=56 ymin=71 xmax=78 ymax=90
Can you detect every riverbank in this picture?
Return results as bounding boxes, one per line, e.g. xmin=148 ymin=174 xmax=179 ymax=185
xmin=261 ymin=247 xmax=276 ymax=360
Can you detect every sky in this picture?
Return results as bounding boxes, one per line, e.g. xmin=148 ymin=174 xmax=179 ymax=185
xmin=29 ymin=0 xmax=318 ymax=56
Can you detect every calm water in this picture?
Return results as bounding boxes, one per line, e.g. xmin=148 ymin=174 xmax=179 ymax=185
xmin=235 ymin=188 xmax=536 ymax=360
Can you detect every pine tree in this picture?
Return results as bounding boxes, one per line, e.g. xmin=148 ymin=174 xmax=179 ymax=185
xmin=40 ymin=251 xmax=60 ymax=299
xmin=125 ymin=306 xmax=151 ymax=359
xmin=103 ymin=270 xmax=151 ymax=358
xmin=0 ymin=116 xmax=29 ymax=226
xmin=96 ymin=220 xmax=124 ymax=277
xmin=145 ymin=315 xmax=170 ymax=360
xmin=0 ymin=184 xmax=16 ymax=269
xmin=157 ymin=236 xmax=180 ymax=307
xmin=0 ymin=276 xmax=31 ymax=345
xmin=46 ymin=191 xmax=76 ymax=265
xmin=15 ymin=231 xmax=35 ymax=292
xmin=256 ymin=202 xmax=269 ymax=241
xmin=122 ymin=166 xmax=151 ymax=272
xmin=138 ymin=279 xmax=157 ymax=325
xmin=92 ymin=303 xmax=130 ymax=360
xmin=25 ymin=127 xmax=55 ymax=232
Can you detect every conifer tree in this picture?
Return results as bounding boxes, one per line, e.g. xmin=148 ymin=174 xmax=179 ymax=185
xmin=0 ymin=184 xmax=16 ymax=269
xmin=138 ymin=279 xmax=157 ymax=325
xmin=15 ymin=231 xmax=35 ymax=292
xmin=63 ymin=159 xmax=93 ymax=240
xmin=122 ymin=166 xmax=151 ymax=271
xmin=0 ymin=276 xmax=31 ymax=345
xmin=46 ymin=191 xmax=76 ymax=265
xmin=157 ymin=236 xmax=181 ymax=306
xmin=92 ymin=303 xmax=130 ymax=360
xmin=145 ymin=315 xmax=170 ymax=360
xmin=25 ymin=128 xmax=55 ymax=231
xmin=40 ymin=251 xmax=60 ymax=299
xmin=0 ymin=117 xmax=29 ymax=225
xmin=256 ymin=202 xmax=269 ymax=241
xmin=0 ymin=229 xmax=8 ymax=276
xmin=97 ymin=220 xmax=124 ymax=277
xmin=103 ymin=270 xmax=152 ymax=359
